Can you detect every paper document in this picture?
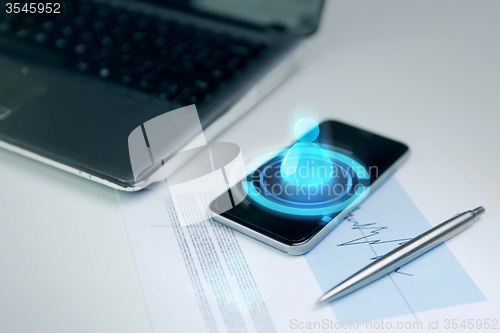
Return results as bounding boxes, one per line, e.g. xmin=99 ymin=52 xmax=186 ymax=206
xmin=118 ymin=140 xmax=500 ymax=332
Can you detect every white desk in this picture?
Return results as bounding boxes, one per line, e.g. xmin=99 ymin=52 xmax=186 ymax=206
xmin=1 ymin=1 xmax=499 ymax=332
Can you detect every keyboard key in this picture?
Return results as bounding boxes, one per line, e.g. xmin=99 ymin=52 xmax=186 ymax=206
xmin=227 ymin=56 xmax=245 ymax=70
xmin=35 ymin=32 xmax=48 ymax=44
xmin=112 ymin=26 xmax=127 ymax=37
xmin=117 ymin=14 xmax=130 ymax=25
xmin=42 ymin=21 xmax=56 ymax=32
xmin=210 ymin=68 xmax=227 ymax=80
xmin=62 ymin=26 xmax=75 ymax=37
xmin=110 ymin=68 xmax=140 ymax=86
xmin=74 ymin=15 xmax=87 ymax=28
xmin=155 ymin=37 xmax=167 ymax=48
xmin=93 ymin=48 xmax=110 ymax=61
xmin=134 ymin=77 xmax=157 ymax=93
xmin=183 ymin=61 xmax=194 ymax=70
xmin=121 ymin=42 xmax=132 ymax=53
xmin=16 ymin=30 xmax=29 ymax=38
xmin=119 ymin=74 xmax=134 ymax=85
xmin=142 ymin=60 xmax=155 ymax=70
xmin=225 ymin=43 xmax=252 ymax=57
xmin=99 ymin=67 xmax=111 ymax=78
xmin=76 ymin=61 xmax=91 ymax=72
xmin=74 ymin=44 xmax=87 ymax=54
xmin=78 ymin=3 xmax=94 ymax=15
xmin=97 ymin=7 xmax=111 ymax=19
xmin=93 ymin=21 xmax=106 ymax=32
xmin=101 ymin=36 xmax=113 ymax=47
xmin=136 ymin=18 xmax=150 ymax=31
xmin=157 ymin=24 xmax=169 ymax=35
xmin=54 ymin=38 xmax=67 ymax=49
xmin=194 ymin=79 xmax=218 ymax=92
xmin=132 ymin=31 xmax=146 ymax=42
xmin=195 ymin=48 xmax=211 ymax=61
xmin=172 ymin=41 xmax=189 ymax=55
xmin=81 ymin=31 xmax=94 ymax=42
xmin=176 ymin=88 xmax=206 ymax=105
xmin=120 ymin=53 xmax=132 ymax=64
xmin=154 ymin=83 xmax=180 ymax=101
xmin=0 ymin=21 xmax=10 ymax=33
xmin=244 ymin=38 xmax=266 ymax=50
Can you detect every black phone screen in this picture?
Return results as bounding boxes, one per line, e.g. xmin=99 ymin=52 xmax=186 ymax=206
xmin=210 ymin=120 xmax=408 ymax=245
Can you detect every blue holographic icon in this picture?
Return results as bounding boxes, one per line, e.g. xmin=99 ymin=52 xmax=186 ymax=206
xmin=294 ymin=117 xmax=319 ymax=142
xmin=244 ymin=147 xmax=371 ymax=216
xmin=281 ymin=118 xmax=334 ymax=186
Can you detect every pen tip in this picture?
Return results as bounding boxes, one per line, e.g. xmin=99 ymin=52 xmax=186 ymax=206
xmin=473 ymin=206 xmax=486 ymax=217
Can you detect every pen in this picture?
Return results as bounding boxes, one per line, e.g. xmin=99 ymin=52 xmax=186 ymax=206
xmin=316 ymin=206 xmax=486 ymax=305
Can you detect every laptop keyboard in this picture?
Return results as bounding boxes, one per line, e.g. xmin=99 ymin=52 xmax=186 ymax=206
xmin=0 ymin=1 xmax=267 ymax=106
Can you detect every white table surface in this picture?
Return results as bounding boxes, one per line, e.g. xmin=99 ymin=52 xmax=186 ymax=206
xmin=1 ymin=1 xmax=499 ymax=332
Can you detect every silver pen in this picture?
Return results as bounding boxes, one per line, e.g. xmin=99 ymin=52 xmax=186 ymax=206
xmin=317 ymin=206 xmax=486 ymax=305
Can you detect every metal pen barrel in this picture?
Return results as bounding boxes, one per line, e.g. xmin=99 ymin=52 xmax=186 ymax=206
xmin=317 ymin=206 xmax=485 ymax=304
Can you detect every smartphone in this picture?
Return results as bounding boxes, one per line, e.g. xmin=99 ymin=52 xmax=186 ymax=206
xmin=209 ymin=120 xmax=409 ymax=255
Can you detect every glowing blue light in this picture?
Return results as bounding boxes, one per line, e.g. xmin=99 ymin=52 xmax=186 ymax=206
xmin=294 ymin=117 xmax=319 ymax=142
xmin=280 ymin=143 xmax=334 ymax=186
xmin=261 ymin=160 xmax=353 ymax=206
xmin=244 ymin=147 xmax=371 ymax=216
xmin=245 ymin=179 xmax=369 ymax=216
xmin=281 ymin=118 xmax=332 ymax=186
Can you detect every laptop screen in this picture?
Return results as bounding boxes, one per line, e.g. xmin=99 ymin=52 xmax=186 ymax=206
xmin=158 ymin=0 xmax=324 ymax=35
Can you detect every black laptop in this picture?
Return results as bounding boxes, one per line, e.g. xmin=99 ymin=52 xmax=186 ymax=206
xmin=0 ymin=0 xmax=324 ymax=191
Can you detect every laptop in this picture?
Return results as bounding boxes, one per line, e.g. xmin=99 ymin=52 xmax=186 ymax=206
xmin=0 ymin=0 xmax=324 ymax=191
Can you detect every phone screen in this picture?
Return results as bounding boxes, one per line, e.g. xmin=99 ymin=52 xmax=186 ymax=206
xmin=210 ymin=121 xmax=408 ymax=246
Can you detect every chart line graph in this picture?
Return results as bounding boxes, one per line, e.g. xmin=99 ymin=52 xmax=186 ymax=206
xmin=337 ymin=207 xmax=414 ymax=277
